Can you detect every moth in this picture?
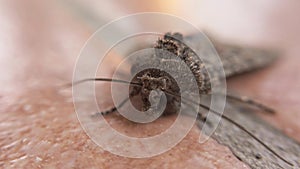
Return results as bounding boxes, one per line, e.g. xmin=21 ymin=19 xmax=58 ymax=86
xmin=72 ymin=32 xmax=296 ymax=168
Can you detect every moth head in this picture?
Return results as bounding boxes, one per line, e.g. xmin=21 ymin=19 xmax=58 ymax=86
xmin=129 ymin=68 xmax=181 ymax=114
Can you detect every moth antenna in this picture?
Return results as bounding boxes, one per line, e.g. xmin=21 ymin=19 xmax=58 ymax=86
xmin=64 ymin=78 xmax=140 ymax=115
xmin=226 ymin=94 xmax=276 ymax=114
xmin=62 ymin=78 xmax=142 ymax=88
xmin=199 ymin=104 xmax=293 ymax=167
xmin=161 ymin=89 xmax=293 ymax=167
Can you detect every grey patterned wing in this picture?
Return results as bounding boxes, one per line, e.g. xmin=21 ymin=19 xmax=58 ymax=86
xmin=198 ymin=100 xmax=300 ymax=169
xmin=185 ymin=33 xmax=279 ymax=78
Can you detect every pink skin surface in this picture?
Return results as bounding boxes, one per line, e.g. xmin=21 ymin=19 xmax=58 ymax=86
xmin=1 ymin=1 xmax=299 ymax=168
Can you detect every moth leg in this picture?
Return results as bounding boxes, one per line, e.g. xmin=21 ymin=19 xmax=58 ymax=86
xmin=92 ymin=89 xmax=140 ymax=117
xmin=226 ymin=93 xmax=276 ymax=114
xmin=91 ymin=97 xmax=130 ymax=117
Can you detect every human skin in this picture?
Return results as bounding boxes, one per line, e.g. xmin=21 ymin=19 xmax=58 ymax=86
xmin=1 ymin=1 xmax=299 ymax=168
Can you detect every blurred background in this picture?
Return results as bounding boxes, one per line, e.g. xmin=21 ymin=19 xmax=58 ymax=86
xmin=1 ymin=0 xmax=300 ymax=168
xmin=1 ymin=0 xmax=300 ymax=93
